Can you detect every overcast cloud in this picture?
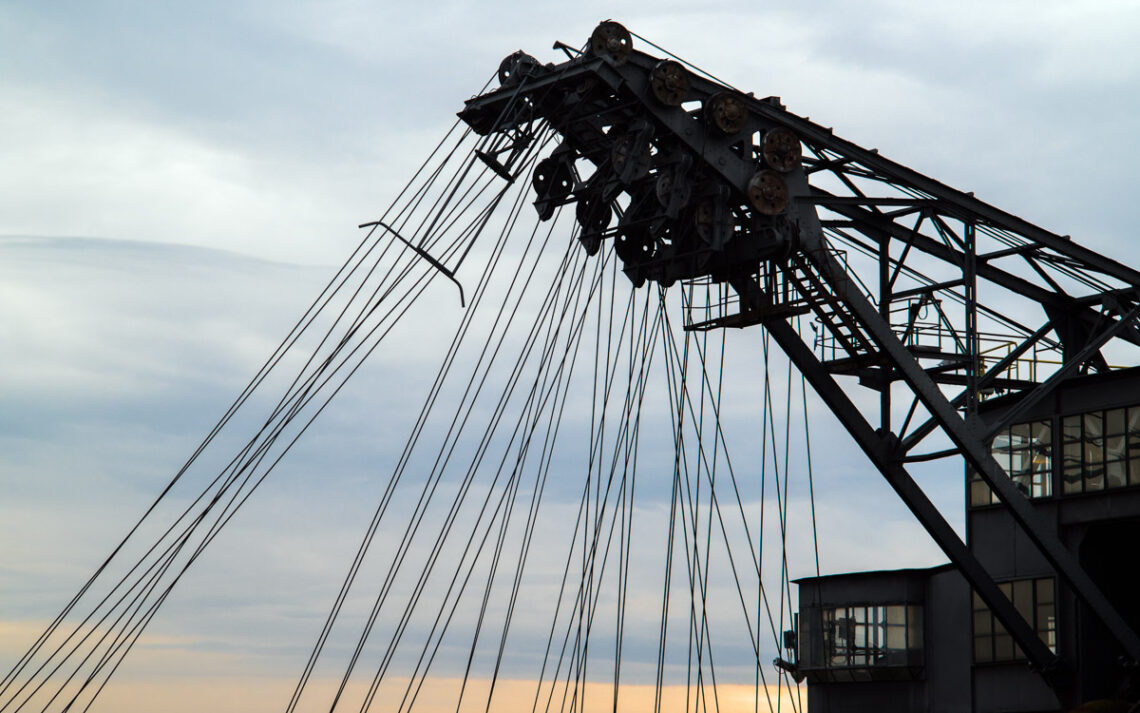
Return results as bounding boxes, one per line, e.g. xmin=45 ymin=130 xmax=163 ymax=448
xmin=2 ymin=2 xmax=1139 ymax=711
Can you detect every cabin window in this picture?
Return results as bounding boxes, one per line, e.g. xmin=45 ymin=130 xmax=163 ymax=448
xmin=799 ymin=603 xmax=923 ymax=681
xmin=973 ymin=577 xmax=1055 ymax=663
xmin=969 ymin=420 xmax=1052 ymax=506
xmin=1063 ymin=407 xmax=1140 ymax=494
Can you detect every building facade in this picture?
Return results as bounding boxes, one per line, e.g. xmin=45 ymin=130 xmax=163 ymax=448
xmin=795 ymin=367 xmax=1140 ymax=711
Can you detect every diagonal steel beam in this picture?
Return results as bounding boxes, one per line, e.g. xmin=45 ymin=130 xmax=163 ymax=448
xmin=754 ymin=302 xmax=1065 ymax=685
xmin=791 ymin=212 xmax=1140 ymax=665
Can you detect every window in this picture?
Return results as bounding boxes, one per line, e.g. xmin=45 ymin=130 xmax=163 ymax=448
xmin=969 ymin=420 xmax=1052 ymax=506
xmin=822 ymin=604 xmax=922 ymax=668
xmin=973 ymin=577 xmax=1056 ymax=663
xmin=799 ymin=602 xmax=923 ymax=682
xmin=1062 ymin=407 xmax=1140 ymax=494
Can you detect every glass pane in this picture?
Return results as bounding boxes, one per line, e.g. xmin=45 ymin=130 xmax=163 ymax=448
xmin=974 ymin=610 xmax=992 ymax=635
xmin=1012 ymin=473 xmax=1031 ymax=497
xmin=1063 ymin=415 xmax=1082 ymax=442
xmin=1107 ymin=408 xmax=1126 ymax=435
xmin=1108 ymin=435 xmax=1127 ymax=461
xmin=975 ymin=635 xmax=993 ymax=663
xmin=1036 ymin=578 xmax=1054 ymax=605
xmin=1063 ymin=441 xmax=1082 ymax=465
xmin=971 ymin=480 xmax=994 ymax=506
xmin=1086 ymin=420 xmax=1105 ymax=490
xmin=830 ymin=612 xmax=849 ymax=666
xmin=1011 ymin=422 xmax=1030 ymax=447
xmin=1129 ymin=406 xmax=1140 ymax=433
xmin=994 ymin=632 xmax=1014 ymax=661
xmin=1063 ymin=440 xmax=1082 ymax=494
xmin=1107 ymin=459 xmax=1126 ymax=488
xmin=991 ymin=434 xmax=1012 ymax=473
xmin=1086 ymin=438 xmax=1104 ymax=467
xmin=1038 ymin=599 xmax=1056 ymax=652
xmin=1013 ymin=579 xmax=1033 ymax=621
xmin=1131 ymin=456 xmax=1140 ymax=486
xmin=1087 ymin=470 xmax=1105 ymax=491
xmin=1064 ymin=467 xmax=1083 ymax=493
xmin=887 ymin=623 xmax=906 ymax=651
xmin=1010 ymin=448 xmax=1029 ymax=477
xmin=972 ymin=591 xmax=985 ymax=612
xmin=1085 ymin=411 xmax=1104 ymax=439
xmin=1037 ymin=604 xmax=1054 ymax=636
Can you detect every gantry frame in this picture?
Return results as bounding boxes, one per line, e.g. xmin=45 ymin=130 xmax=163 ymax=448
xmin=458 ymin=22 xmax=1140 ymax=697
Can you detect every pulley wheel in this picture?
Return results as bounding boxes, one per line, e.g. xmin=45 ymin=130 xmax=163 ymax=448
xmin=694 ymin=198 xmax=731 ymax=246
xmin=590 ymin=21 xmax=632 ymax=65
xmin=610 ymin=133 xmax=651 ymax=183
xmin=762 ymin=126 xmax=802 ymax=172
xmin=655 ymin=170 xmax=691 ymax=211
xmin=615 ymin=227 xmax=654 ymax=263
xmin=705 ymin=92 xmax=748 ymax=135
xmin=497 ymin=51 xmax=540 ymax=88
xmin=576 ymin=192 xmax=612 ymax=237
xmin=532 ymin=156 xmax=575 ymax=220
xmin=650 ymin=60 xmax=690 ymax=106
xmin=748 ymin=169 xmax=789 ymax=215
xmin=532 ymin=156 xmax=574 ymax=199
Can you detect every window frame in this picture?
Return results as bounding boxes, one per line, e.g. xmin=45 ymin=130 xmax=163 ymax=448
xmin=969 ymin=419 xmax=1053 ymax=507
xmin=1063 ymin=406 xmax=1140 ymax=495
xmin=806 ymin=602 xmax=924 ymax=677
xmin=972 ymin=577 xmax=1056 ymax=664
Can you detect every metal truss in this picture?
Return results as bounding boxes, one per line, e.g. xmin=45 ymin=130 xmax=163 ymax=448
xmin=459 ymin=21 xmax=1140 ymax=695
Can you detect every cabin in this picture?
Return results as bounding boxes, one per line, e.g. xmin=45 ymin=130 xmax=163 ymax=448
xmin=794 ymin=367 xmax=1140 ymax=712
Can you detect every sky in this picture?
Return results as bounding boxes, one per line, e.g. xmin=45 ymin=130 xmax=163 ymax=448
xmin=2 ymin=2 xmax=1140 ymax=712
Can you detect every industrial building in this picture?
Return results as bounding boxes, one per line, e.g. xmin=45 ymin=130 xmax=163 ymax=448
xmin=796 ymin=367 xmax=1140 ymax=711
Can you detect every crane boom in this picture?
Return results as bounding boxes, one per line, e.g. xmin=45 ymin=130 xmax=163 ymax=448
xmin=459 ymin=21 xmax=1140 ymax=696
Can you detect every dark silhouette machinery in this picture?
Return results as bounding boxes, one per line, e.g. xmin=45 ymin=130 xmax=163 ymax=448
xmin=460 ymin=21 xmax=1140 ymax=711
xmin=8 ymin=20 xmax=1140 ymax=713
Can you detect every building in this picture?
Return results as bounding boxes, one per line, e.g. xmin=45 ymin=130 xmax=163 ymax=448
xmin=794 ymin=366 xmax=1140 ymax=712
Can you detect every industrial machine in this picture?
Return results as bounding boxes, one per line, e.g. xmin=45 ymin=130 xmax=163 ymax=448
xmin=458 ymin=21 xmax=1140 ymax=711
xmin=7 ymin=20 xmax=1140 ymax=713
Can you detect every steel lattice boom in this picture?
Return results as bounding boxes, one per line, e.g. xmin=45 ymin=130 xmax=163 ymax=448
xmin=459 ymin=20 xmax=1140 ymax=701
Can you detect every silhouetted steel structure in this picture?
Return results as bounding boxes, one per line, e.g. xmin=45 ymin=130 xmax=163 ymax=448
xmin=10 ymin=20 xmax=1140 ymax=713
xmin=460 ymin=21 xmax=1140 ymax=710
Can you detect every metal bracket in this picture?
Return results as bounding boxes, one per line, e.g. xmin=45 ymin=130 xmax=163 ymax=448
xmin=359 ymin=220 xmax=466 ymax=307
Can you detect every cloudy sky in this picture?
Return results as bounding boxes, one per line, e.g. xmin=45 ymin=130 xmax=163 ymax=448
xmin=3 ymin=2 xmax=1140 ymax=712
